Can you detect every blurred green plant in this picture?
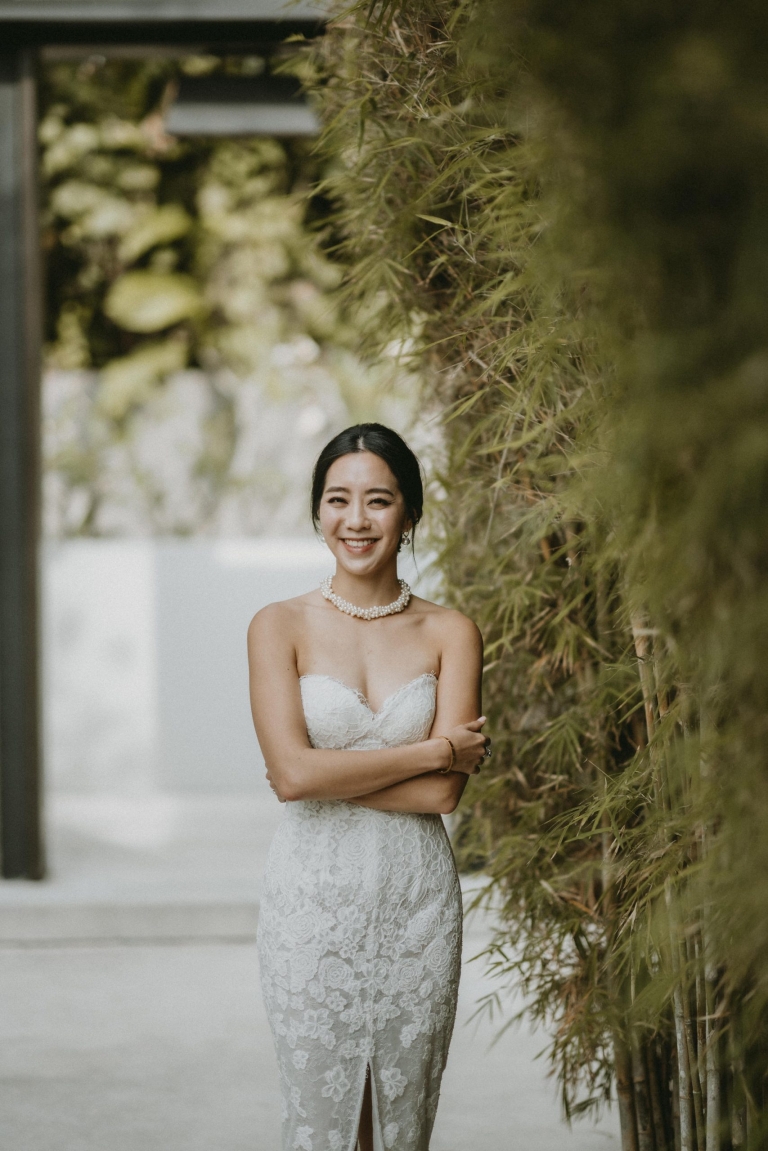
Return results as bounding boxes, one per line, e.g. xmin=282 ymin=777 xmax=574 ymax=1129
xmin=312 ymin=2 xmax=768 ymax=1148
xmin=40 ymin=53 xmax=418 ymax=535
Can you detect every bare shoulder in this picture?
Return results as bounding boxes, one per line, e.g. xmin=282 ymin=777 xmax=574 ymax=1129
xmin=412 ymin=596 xmax=483 ymax=652
xmin=247 ymin=590 xmax=321 ymax=644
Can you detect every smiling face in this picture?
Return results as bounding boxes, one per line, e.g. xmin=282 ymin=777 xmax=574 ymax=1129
xmin=317 ymin=451 xmax=411 ymax=576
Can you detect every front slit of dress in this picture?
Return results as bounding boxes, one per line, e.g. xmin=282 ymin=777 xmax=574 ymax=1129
xmin=367 ymin=835 xmax=383 ymax=1151
xmin=346 ymin=1064 xmax=384 ymax=1151
xmin=370 ymin=1066 xmax=384 ymax=1151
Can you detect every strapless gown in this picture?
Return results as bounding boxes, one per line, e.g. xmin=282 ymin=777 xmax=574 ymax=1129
xmin=257 ymin=672 xmax=462 ymax=1151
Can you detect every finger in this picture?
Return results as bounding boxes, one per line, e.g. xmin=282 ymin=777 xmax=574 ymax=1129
xmin=465 ymin=717 xmax=486 ymax=731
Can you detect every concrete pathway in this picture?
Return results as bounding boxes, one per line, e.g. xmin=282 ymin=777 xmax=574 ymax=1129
xmin=0 ymin=796 xmax=620 ymax=1150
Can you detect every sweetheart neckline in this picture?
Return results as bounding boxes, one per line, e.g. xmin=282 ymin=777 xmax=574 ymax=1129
xmin=299 ymin=671 xmax=437 ymax=717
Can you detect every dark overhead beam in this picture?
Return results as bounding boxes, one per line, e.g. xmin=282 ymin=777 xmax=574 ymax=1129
xmin=0 ymin=0 xmax=325 ymax=14
xmin=1 ymin=19 xmax=324 ymax=48
xmin=0 ymin=0 xmax=327 ymax=46
xmin=40 ymin=44 xmax=264 ymax=59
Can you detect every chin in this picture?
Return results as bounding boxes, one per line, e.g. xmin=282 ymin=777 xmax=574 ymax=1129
xmin=338 ymin=554 xmax=378 ymax=570
xmin=335 ymin=545 xmax=391 ymax=568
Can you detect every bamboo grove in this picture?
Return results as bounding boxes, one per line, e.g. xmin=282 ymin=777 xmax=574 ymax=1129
xmin=310 ymin=3 xmax=768 ymax=1149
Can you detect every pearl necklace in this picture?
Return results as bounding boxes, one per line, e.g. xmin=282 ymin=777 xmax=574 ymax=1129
xmin=320 ymin=575 xmax=411 ymax=621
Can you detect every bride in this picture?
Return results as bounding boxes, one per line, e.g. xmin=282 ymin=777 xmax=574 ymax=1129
xmin=248 ymin=423 xmax=488 ymax=1151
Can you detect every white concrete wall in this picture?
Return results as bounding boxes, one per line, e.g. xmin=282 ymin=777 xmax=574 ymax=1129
xmin=43 ymin=537 xmax=433 ymax=794
xmin=43 ymin=541 xmax=160 ymax=793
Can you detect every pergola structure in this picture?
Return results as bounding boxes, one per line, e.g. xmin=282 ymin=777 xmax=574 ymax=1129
xmin=0 ymin=0 xmax=326 ymax=879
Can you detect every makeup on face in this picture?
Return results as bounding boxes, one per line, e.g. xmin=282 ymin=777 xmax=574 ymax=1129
xmin=319 ymin=454 xmax=409 ymax=566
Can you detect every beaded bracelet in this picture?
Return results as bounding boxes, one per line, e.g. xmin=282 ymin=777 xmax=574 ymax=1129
xmin=437 ymin=736 xmax=456 ymax=774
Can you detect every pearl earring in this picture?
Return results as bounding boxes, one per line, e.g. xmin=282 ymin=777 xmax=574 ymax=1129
xmin=400 ymin=530 xmax=412 ymax=548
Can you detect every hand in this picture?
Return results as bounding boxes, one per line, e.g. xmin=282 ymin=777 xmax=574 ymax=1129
xmin=445 ymin=717 xmax=489 ymax=775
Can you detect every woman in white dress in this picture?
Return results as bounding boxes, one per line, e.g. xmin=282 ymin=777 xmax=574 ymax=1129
xmin=248 ymin=424 xmax=489 ymax=1151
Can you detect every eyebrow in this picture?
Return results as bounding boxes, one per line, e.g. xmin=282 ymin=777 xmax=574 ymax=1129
xmin=325 ymin=485 xmax=395 ymax=496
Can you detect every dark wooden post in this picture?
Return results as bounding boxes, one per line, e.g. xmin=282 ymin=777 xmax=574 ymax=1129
xmin=0 ymin=47 xmax=43 ymax=879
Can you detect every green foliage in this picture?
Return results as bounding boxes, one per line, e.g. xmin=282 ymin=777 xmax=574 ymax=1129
xmin=104 ymin=270 xmax=203 ymax=332
xmin=313 ymin=0 xmax=633 ymax=1113
xmin=313 ymin=1 xmax=768 ymax=1144
xmin=499 ymin=3 xmax=768 ymax=1140
xmin=41 ymin=57 xmax=342 ymax=379
xmin=40 ymin=54 xmax=418 ymax=535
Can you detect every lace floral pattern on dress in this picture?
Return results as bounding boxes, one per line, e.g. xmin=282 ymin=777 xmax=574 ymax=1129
xmin=257 ymin=673 xmax=462 ymax=1151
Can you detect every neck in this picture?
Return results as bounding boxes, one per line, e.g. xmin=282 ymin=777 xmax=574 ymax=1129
xmin=330 ymin=565 xmax=402 ymax=608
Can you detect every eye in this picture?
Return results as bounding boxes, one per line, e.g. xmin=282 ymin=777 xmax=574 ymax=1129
xmin=326 ymin=496 xmax=347 ymax=504
xmin=369 ymin=497 xmax=391 ymax=507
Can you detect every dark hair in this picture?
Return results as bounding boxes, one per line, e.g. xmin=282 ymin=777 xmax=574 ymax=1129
xmin=311 ymin=423 xmax=424 ymax=535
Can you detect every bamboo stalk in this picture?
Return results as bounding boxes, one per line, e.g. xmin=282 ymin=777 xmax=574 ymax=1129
xmin=698 ymin=699 xmax=721 ymax=1151
xmin=672 ymin=986 xmax=695 ymax=1151
xmin=615 ymin=1031 xmax=640 ymax=1151
xmin=631 ymin=619 xmax=658 ymax=742
xmin=633 ymin=619 xmax=694 ymax=1151
xmin=695 ymin=911 xmax=722 ymax=1151
xmin=729 ymin=1020 xmax=746 ymax=1149
xmin=694 ymin=937 xmax=706 ymax=1097
xmin=730 ymin=1082 xmax=746 ymax=1147
xmin=703 ymin=962 xmax=720 ymax=1151
xmin=639 ymin=627 xmax=697 ymax=1151
xmin=666 ymin=882 xmax=695 ymax=1151
xmin=647 ymin=1039 xmax=670 ymax=1151
xmin=630 ymin=1030 xmax=655 ymax=1151
xmin=683 ymin=994 xmax=705 ymax=1151
xmin=601 ymin=588 xmax=640 ymax=1151
xmin=602 ymin=778 xmax=639 ymax=1151
xmin=673 ymin=1058 xmax=682 ymax=1151
xmin=682 ymin=935 xmax=705 ymax=1151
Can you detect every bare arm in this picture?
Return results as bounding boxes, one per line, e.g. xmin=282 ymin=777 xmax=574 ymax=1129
xmin=248 ymin=603 xmax=467 ymax=802
xmin=347 ymin=772 xmax=462 ymax=816
xmin=350 ymin=610 xmax=484 ymax=815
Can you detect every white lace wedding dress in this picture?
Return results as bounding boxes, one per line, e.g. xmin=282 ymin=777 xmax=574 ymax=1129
xmin=257 ymin=672 xmax=462 ymax=1151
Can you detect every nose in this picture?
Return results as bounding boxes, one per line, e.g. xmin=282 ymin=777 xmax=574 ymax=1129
xmin=344 ymin=496 xmax=370 ymax=531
